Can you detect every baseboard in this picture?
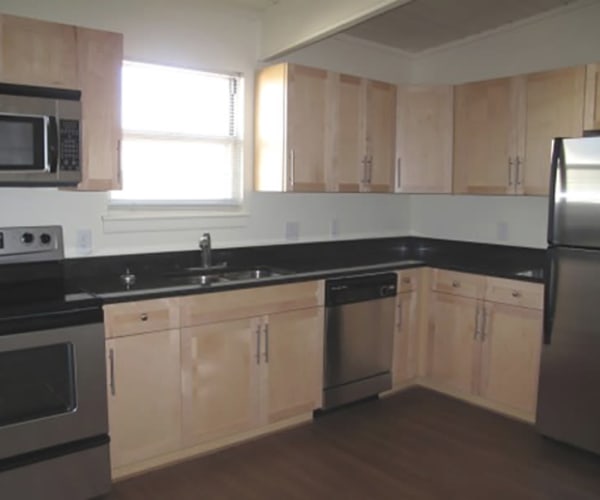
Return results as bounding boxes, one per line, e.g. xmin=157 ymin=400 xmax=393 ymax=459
xmin=111 ymin=412 xmax=313 ymax=481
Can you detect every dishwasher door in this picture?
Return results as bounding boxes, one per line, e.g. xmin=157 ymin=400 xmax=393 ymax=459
xmin=323 ymin=295 xmax=395 ymax=409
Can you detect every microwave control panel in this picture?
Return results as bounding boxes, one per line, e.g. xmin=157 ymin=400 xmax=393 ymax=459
xmin=59 ymin=119 xmax=80 ymax=172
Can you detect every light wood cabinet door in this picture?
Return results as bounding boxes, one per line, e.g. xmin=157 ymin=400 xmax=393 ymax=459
xmin=427 ymin=293 xmax=480 ymax=394
xmin=393 ymin=291 xmax=418 ymax=386
xmin=454 ymin=77 xmax=519 ymax=194
xmin=264 ymin=307 xmax=324 ymax=423
xmin=331 ymin=73 xmax=363 ymax=192
xmin=286 ymin=64 xmax=328 ymax=192
xmin=479 ymin=302 xmax=542 ymax=415
xmin=584 ymin=63 xmax=600 ymax=131
xmin=522 ymin=66 xmax=585 ymax=195
xmin=76 ymin=27 xmax=123 ymax=191
xmin=0 ymin=15 xmax=78 ymax=88
xmin=181 ymin=318 xmax=261 ymax=446
xmin=363 ymin=80 xmax=395 ymax=192
xmin=396 ymin=85 xmax=453 ymax=193
xmin=106 ymin=330 xmax=181 ymax=469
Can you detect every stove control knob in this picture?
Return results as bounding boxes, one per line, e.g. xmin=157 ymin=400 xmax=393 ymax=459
xmin=21 ymin=232 xmax=34 ymax=244
xmin=40 ymin=233 xmax=52 ymax=245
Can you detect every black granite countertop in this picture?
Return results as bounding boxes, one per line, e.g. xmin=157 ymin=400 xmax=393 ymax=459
xmin=64 ymin=236 xmax=546 ymax=304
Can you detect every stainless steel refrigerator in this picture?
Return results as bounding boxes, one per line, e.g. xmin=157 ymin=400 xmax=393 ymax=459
xmin=537 ymin=136 xmax=600 ymax=454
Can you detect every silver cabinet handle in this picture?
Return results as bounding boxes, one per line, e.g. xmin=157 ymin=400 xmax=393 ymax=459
xmin=512 ymin=290 xmax=522 ymax=298
xmin=452 ymin=280 xmax=460 ymax=288
xmin=508 ymin=157 xmax=514 ymax=187
xmin=480 ymin=305 xmax=488 ymax=342
xmin=474 ymin=304 xmax=481 ymax=340
xmin=288 ymin=149 xmax=296 ymax=190
xmin=140 ymin=313 xmax=148 ymax=321
xmin=368 ymin=156 xmax=373 ymax=183
xmin=255 ymin=324 xmax=261 ymax=365
xmin=361 ymin=156 xmax=369 ymax=184
xmin=263 ymin=323 xmax=269 ymax=363
xmin=515 ymin=156 xmax=522 ymax=186
xmin=108 ymin=348 xmax=116 ymax=396
xmin=397 ymin=303 xmax=403 ymax=331
xmin=396 ymin=158 xmax=402 ymax=190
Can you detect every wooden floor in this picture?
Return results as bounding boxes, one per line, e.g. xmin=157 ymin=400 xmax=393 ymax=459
xmin=107 ymin=388 xmax=600 ymax=500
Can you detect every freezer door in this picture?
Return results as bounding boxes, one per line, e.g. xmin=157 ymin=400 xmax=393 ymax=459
xmin=537 ymin=246 xmax=600 ymax=454
xmin=549 ymin=137 xmax=600 ymax=247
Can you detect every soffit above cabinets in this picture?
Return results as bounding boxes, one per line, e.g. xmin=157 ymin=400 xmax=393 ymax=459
xmin=225 ymin=0 xmax=279 ymax=10
xmin=343 ymin=0 xmax=576 ymax=53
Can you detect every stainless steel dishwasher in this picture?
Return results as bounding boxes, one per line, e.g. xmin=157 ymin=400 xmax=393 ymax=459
xmin=323 ymin=272 xmax=397 ymax=410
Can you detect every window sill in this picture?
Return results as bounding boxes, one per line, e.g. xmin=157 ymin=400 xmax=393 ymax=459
xmin=102 ymin=207 xmax=249 ymax=234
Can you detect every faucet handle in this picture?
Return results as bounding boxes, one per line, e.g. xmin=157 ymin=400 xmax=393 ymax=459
xmin=200 ymin=232 xmax=211 ymax=248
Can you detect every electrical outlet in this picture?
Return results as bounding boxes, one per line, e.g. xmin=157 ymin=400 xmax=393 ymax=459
xmin=496 ymin=221 xmax=509 ymax=242
xmin=76 ymin=229 xmax=93 ymax=255
xmin=285 ymin=221 xmax=299 ymax=241
xmin=330 ymin=218 xmax=339 ymax=238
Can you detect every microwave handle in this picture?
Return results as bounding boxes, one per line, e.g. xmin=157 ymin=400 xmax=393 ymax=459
xmin=47 ymin=116 xmax=59 ymax=173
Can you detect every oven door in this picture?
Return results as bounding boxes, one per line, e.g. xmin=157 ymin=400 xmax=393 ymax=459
xmin=0 ymin=318 xmax=107 ymax=460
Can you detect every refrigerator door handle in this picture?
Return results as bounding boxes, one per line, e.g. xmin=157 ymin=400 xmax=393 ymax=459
xmin=547 ymin=138 xmax=565 ymax=245
xmin=543 ymin=251 xmax=558 ymax=345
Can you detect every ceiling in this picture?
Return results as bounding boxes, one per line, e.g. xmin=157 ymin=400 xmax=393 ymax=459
xmin=225 ymin=0 xmax=278 ymax=10
xmin=343 ymin=0 xmax=576 ymax=53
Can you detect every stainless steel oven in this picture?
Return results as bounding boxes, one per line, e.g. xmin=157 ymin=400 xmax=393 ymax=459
xmin=0 ymin=83 xmax=82 ymax=186
xmin=0 ymin=226 xmax=110 ymax=500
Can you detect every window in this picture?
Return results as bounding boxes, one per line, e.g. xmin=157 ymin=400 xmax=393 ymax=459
xmin=111 ymin=61 xmax=242 ymax=206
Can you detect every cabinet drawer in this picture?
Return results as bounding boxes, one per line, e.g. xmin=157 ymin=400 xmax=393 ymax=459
xmin=180 ymin=280 xmax=324 ymax=327
xmin=431 ymin=269 xmax=485 ymax=299
xmin=104 ymin=298 xmax=180 ymax=338
xmin=485 ymin=277 xmax=543 ymax=309
xmin=396 ymin=268 xmax=419 ymax=292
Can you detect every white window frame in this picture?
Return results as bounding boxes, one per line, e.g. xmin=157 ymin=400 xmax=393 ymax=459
xmin=109 ymin=61 xmax=244 ymax=212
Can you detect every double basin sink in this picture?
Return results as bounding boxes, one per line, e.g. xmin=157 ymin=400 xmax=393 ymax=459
xmin=163 ymin=265 xmax=291 ymax=286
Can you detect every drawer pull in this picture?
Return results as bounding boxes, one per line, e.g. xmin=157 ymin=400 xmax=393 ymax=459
xmin=511 ymin=290 xmax=522 ymax=298
xmin=402 ymin=277 xmax=411 ymax=284
xmin=140 ymin=313 xmax=149 ymax=321
xmin=452 ymin=280 xmax=460 ymax=288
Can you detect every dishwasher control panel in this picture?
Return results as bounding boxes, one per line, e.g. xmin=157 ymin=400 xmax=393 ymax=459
xmin=325 ymin=272 xmax=397 ymax=306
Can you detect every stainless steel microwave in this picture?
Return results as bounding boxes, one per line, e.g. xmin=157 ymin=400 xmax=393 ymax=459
xmin=0 ymin=83 xmax=82 ymax=186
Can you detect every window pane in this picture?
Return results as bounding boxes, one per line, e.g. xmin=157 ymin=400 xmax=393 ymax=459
xmin=122 ymin=61 xmax=233 ymax=137
xmin=112 ymin=137 xmax=238 ymax=202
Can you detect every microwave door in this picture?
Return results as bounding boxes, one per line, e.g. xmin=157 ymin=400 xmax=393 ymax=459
xmin=0 ymin=114 xmax=48 ymax=172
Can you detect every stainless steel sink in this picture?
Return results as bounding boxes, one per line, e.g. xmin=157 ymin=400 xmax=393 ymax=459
xmin=163 ymin=265 xmax=290 ymax=286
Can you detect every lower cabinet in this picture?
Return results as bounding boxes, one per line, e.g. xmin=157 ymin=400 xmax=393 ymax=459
xmin=426 ymin=270 xmax=543 ymax=420
xmin=180 ymin=306 xmax=324 ymax=447
xmin=427 ymin=293 xmax=480 ymax=395
xmin=105 ymin=281 xmax=324 ymax=478
xmin=392 ymin=269 xmax=420 ymax=386
xmin=106 ymin=329 xmax=182 ymax=470
xmin=478 ymin=302 xmax=542 ymax=415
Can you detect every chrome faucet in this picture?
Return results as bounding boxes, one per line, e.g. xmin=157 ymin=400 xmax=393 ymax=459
xmin=199 ymin=232 xmax=212 ymax=268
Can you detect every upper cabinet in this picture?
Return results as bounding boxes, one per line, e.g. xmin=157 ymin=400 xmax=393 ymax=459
xmin=454 ymin=66 xmax=585 ymax=196
xmin=0 ymin=15 xmax=79 ymax=88
xmin=523 ymin=66 xmax=585 ymax=195
xmin=363 ymin=80 xmax=396 ymax=192
xmin=584 ymin=63 xmax=600 ymax=132
xmin=453 ymin=76 xmax=522 ymax=195
xmin=395 ymin=85 xmax=453 ymax=193
xmin=76 ymin=27 xmax=123 ymax=191
xmin=0 ymin=14 xmax=123 ymax=191
xmin=254 ymin=63 xmax=396 ymax=193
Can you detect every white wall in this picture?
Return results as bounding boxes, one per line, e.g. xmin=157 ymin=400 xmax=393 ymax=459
xmin=405 ymin=0 xmax=600 ymax=249
xmin=0 ymin=0 xmax=410 ymax=257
